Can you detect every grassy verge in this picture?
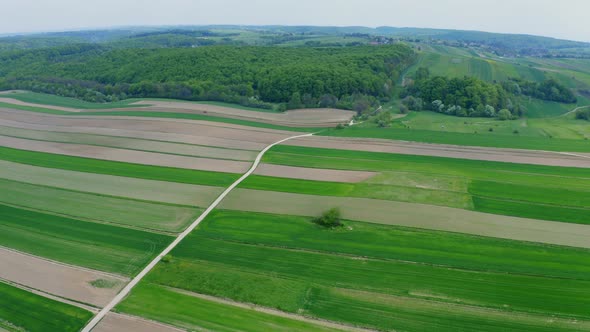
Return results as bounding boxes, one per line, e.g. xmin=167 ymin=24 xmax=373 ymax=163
xmin=0 ymin=204 xmax=172 ymax=276
xmin=0 ymin=146 xmax=239 ymax=187
xmin=0 ymin=281 xmax=92 ymax=332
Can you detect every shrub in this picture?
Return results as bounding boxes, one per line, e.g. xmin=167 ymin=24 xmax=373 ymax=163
xmin=313 ymin=208 xmax=342 ymax=228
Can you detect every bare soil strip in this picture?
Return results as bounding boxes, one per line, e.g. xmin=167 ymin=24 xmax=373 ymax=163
xmin=0 ymin=125 xmax=258 ymax=161
xmin=255 ymin=163 xmax=377 ymax=183
xmin=0 ymin=108 xmax=300 ymax=140
xmin=93 ymin=313 xmax=183 ymax=332
xmin=0 ymin=160 xmax=223 ymax=207
xmin=0 ymin=135 xmax=251 ymax=173
xmin=0 ymin=117 xmax=266 ymax=150
xmin=120 ymin=100 xmax=355 ymax=127
xmin=0 ymin=247 xmax=127 ymax=308
xmin=219 ymin=189 xmax=590 ymax=249
xmin=285 ymin=136 xmax=590 ymax=168
xmin=0 ymin=97 xmax=80 ymax=112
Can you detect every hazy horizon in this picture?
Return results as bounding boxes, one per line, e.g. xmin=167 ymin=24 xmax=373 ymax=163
xmin=2 ymin=0 xmax=589 ymax=42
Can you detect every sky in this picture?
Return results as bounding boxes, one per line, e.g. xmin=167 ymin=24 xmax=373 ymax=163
xmin=2 ymin=0 xmax=589 ymax=42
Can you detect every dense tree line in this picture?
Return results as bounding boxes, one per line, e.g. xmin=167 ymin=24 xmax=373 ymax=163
xmin=501 ymin=78 xmax=576 ymax=103
xmin=576 ymin=108 xmax=590 ymax=121
xmin=0 ymin=44 xmax=415 ymax=111
xmin=401 ymin=68 xmax=524 ymax=118
xmin=402 ymin=67 xmax=576 ymax=119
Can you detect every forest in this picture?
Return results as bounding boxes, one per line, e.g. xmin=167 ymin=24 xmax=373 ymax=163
xmin=401 ymin=67 xmax=575 ymax=118
xmin=0 ymin=44 xmax=415 ymax=111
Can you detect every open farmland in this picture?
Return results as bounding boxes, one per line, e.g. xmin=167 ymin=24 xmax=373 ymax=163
xmin=123 ymin=209 xmax=590 ymax=332
xmin=0 ymin=281 xmax=92 ymax=332
xmin=3 ymin=19 xmax=590 ymax=332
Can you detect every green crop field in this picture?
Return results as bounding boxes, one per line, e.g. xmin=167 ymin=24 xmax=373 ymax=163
xmin=0 ymin=146 xmax=239 ymax=187
xmin=131 ymin=209 xmax=590 ymax=331
xmin=0 ymin=281 xmax=92 ymax=332
xmin=2 ymin=28 xmax=590 ymax=332
xmin=0 ymin=204 xmax=172 ymax=275
xmin=0 ymin=179 xmax=202 ymax=231
xmin=254 ymin=145 xmax=590 ymax=224
xmin=117 ymin=283 xmax=341 ymax=332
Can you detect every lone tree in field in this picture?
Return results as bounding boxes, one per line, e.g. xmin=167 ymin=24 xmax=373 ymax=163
xmin=313 ymin=208 xmax=342 ymax=228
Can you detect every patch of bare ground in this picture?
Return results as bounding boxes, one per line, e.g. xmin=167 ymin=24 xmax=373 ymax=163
xmin=0 ymin=117 xmax=265 ymax=150
xmin=0 ymin=135 xmax=251 ymax=173
xmin=0 ymin=108 xmax=300 ymax=146
xmin=0 ymin=247 xmax=127 ymax=308
xmin=284 ymin=136 xmax=590 ymax=168
xmin=119 ymin=100 xmax=355 ymax=127
xmin=92 ymin=313 xmax=183 ymax=332
xmin=219 ymin=189 xmax=590 ymax=249
xmin=0 ymin=160 xmax=224 ymax=207
xmin=255 ymin=163 xmax=376 ymax=183
xmin=0 ymin=125 xmax=258 ymax=161
xmin=0 ymin=97 xmax=80 ymax=112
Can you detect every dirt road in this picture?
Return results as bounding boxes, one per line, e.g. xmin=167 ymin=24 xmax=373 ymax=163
xmin=81 ymin=132 xmax=314 ymax=332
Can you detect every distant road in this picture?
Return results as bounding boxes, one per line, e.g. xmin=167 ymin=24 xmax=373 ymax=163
xmin=81 ymin=132 xmax=313 ymax=332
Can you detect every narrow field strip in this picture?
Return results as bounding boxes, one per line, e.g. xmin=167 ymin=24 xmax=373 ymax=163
xmin=0 ymin=179 xmax=201 ymax=232
xmin=0 ymin=146 xmax=239 ymax=187
xmin=0 ymin=125 xmax=258 ymax=161
xmin=0 ymin=108 xmax=300 ymax=144
xmin=0 ymin=160 xmax=224 ymax=207
xmin=254 ymin=163 xmax=377 ymax=183
xmin=219 ymin=189 xmax=590 ymax=248
xmin=284 ymin=136 xmax=590 ymax=168
xmin=0 ymin=117 xmax=266 ymax=150
xmin=80 ymin=132 xmax=313 ymax=332
xmin=0 ymin=247 xmax=127 ymax=308
xmin=0 ymin=135 xmax=251 ymax=173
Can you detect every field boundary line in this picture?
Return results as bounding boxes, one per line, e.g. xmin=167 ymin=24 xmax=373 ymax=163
xmin=80 ymin=132 xmax=313 ymax=332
